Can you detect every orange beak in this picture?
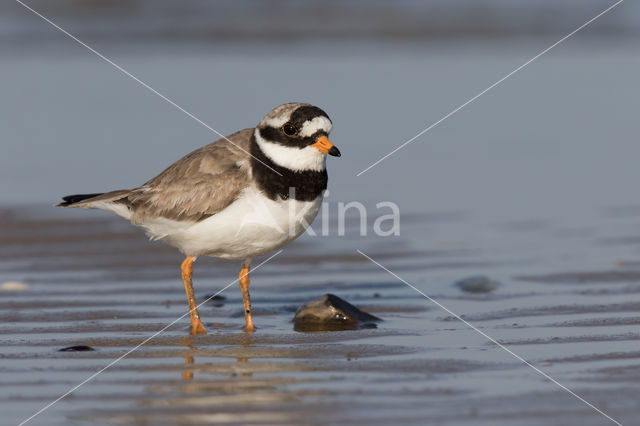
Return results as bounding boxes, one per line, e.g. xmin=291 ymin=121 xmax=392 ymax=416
xmin=312 ymin=136 xmax=341 ymax=157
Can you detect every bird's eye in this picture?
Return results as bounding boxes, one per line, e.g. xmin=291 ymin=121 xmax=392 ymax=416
xmin=282 ymin=123 xmax=298 ymax=136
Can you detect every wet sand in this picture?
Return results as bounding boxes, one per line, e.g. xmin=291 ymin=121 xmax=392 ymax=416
xmin=2 ymin=205 xmax=640 ymax=425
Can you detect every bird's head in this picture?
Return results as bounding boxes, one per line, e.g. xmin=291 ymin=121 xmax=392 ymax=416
xmin=254 ymin=103 xmax=340 ymax=172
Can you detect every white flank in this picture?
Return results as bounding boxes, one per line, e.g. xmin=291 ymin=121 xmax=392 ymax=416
xmin=148 ymin=186 xmax=323 ymax=259
xmin=254 ymin=129 xmax=326 ymax=172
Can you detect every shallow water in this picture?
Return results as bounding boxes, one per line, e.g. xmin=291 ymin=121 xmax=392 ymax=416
xmin=2 ymin=201 xmax=640 ymax=425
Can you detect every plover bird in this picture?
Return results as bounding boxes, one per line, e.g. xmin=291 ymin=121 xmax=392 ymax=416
xmin=58 ymin=103 xmax=340 ymax=334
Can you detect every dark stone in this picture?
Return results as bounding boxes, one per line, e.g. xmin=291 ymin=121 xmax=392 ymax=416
xmin=293 ymin=294 xmax=381 ymax=332
xmin=203 ymin=294 xmax=227 ymax=307
xmin=454 ymin=275 xmax=500 ymax=293
xmin=59 ymin=345 xmax=95 ymax=352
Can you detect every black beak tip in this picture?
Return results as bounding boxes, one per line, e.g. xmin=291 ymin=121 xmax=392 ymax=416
xmin=329 ymin=146 xmax=341 ymax=157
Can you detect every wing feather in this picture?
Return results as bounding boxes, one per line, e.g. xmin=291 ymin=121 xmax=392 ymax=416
xmin=125 ymin=128 xmax=253 ymax=222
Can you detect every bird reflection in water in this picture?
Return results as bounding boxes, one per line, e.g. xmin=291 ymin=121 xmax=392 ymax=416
xmin=178 ymin=336 xmax=196 ymax=380
xmin=178 ymin=336 xmax=254 ymax=380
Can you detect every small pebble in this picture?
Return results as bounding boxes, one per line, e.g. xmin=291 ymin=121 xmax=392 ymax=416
xmin=1 ymin=281 xmax=29 ymax=292
xmin=59 ymin=345 xmax=95 ymax=352
xmin=203 ymin=294 xmax=227 ymax=307
xmin=454 ymin=276 xmax=500 ymax=293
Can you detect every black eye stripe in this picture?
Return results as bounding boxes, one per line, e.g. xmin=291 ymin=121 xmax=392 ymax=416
xmin=259 ymin=127 xmax=325 ymax=148
xmin=259 ymin=127 xmax=299 ymax=146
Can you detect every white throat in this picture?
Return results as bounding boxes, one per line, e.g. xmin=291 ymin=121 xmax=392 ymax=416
xmin=254 ymin=129 xmax=326 ymax=172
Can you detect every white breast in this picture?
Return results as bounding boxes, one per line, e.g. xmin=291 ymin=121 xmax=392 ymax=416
xmin=145 ymin=186 xmax=323 ymax=259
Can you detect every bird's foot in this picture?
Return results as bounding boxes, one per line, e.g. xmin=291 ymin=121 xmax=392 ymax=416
xmin=189 ymin=318 xmax=208 ymax=335
xmin=243 ymin=321 xmax=256 ymax=334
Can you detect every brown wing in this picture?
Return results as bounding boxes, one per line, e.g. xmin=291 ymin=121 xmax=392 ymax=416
xmin=125 ymin=128 xmax=253 ymax=222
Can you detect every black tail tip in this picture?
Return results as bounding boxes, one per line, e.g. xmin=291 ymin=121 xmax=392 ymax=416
xmin=57 ymin=193 xmax=104 ymax=207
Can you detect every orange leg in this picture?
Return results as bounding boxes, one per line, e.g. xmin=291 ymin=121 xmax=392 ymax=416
xmin=180 ymin=256 xmax=207 ymax=335
xmin=239 ymin=263 xmax=256 ymax=332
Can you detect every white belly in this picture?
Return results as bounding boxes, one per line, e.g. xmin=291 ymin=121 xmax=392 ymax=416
xmin=144 ymin=186 xmax=323 ymax=259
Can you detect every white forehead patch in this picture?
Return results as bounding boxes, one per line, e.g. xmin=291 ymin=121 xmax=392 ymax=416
xmin=299 ymin=116 xmax=332 ymax=137
xmin=254 ymin=129 xmax=326 ymax=172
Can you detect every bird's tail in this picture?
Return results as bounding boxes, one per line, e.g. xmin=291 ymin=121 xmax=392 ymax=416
xmin=56 ymin=189 xmax=133 ymax=219
xmin=57 ymin=193 xmax=105 ymax=207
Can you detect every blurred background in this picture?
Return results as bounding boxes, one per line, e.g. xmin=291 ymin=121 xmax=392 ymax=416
xmin=1 ymin=0 xmax=638 ymax=222
xmin=2 ymin=0 xmax=639 ymax=43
